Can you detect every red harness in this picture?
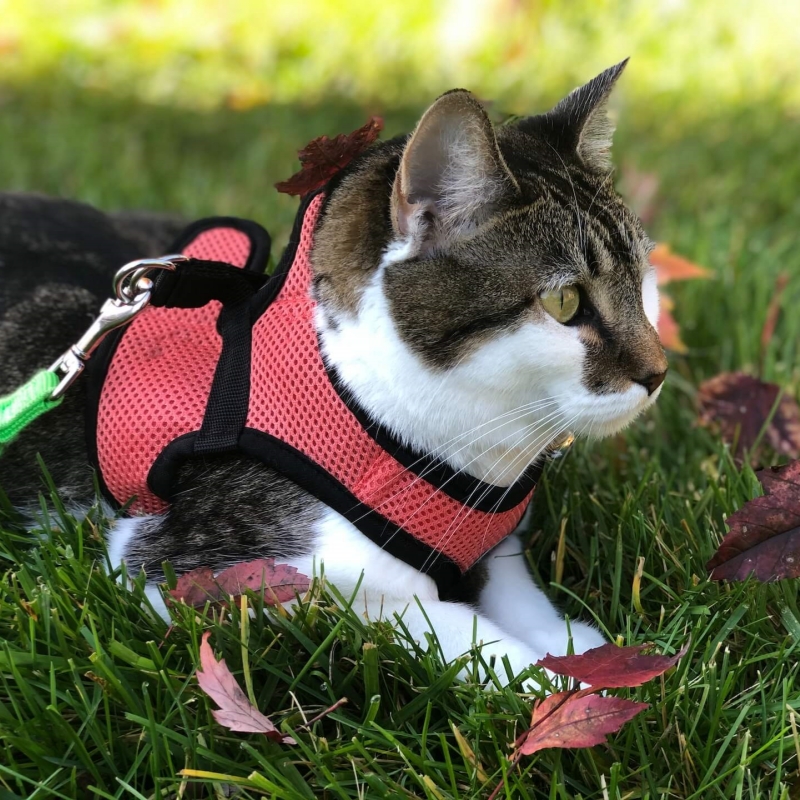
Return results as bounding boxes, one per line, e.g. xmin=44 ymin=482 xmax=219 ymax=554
xmin=88 ymin=192 xmax=538 ymax=592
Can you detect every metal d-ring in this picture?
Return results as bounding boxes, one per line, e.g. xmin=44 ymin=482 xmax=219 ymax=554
xmin=113 ymin=254 xmax=187 ymax=303
xmin=48 ymin=253 xmax=189 ymax=400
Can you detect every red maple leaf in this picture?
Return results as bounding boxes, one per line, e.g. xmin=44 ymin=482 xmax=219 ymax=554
xmin=168 ymin=558 xmax=310 ymax=609
xmin=657 ymin=294 xmax=686 ymax=354
xmin=275 ymin=116 xmax=384 ymax=196
xmin=697 ymin=372 xmax=800 ymax=461
xmin=537 ymin=642 xmax=687 ymax=689
xmin=196 ymin=632 xmax=296 ymax=743
xmin=650 ymin=244 xmax=713 ymax=285
xmin=707 ymin=460 xmax=800 ymax=582
xmin=517 ymin=690 xmax=647 ymax=756
xmin=649 ymin=244 xmax=712 ymax=353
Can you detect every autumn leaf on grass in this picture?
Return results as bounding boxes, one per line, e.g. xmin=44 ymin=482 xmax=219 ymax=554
xmin=656 ymin=294 xmax=686 ymax=354
xmin=196 ymin=632 xmax=296 ymax=743
xmin=488 ymin=642 xmax=686 ymax=798
xmin=275 ymin=117 xmax=384 ymax=196
xmin=518 ymin=691 xmax=647 ymax=756
xmin=649 ymin=244 xmax=712 ymax=353
xmin=537 ymin=642 xmax=687 ymax=689
xmin=650 ymin=244 xmax=713 ymax=285
xmin=697 ymin=372 xmax=800 ymax=460
xmin=168 ymin=558 xmax=310 ymax=609
xmin=707 ymin=460 xmax=800 ymax=582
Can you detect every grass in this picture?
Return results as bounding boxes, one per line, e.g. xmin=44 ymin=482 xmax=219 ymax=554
xmin=2 ymin=2 xmax=800 ymax=796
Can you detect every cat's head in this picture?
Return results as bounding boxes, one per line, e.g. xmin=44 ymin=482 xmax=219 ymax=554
xmin=313 ymin=61 xmax=668 ymax=483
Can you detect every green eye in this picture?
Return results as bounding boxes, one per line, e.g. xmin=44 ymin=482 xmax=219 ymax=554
xmin=540 ymin=285 xmax=581 ymax=323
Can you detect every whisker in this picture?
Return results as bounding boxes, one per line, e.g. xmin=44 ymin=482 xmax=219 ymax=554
xmin=345 ymin=394 xmax=571 ymax=516
xmin=418 ymin=409 xmax=572 ymax=572
xmin=424 ymin=409 xmax=580 ymax=575
xmin=358 ymin=403 xmax=567 ymax=542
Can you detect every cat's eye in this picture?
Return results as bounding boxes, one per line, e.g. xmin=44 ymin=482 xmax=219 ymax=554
xmin=540 ymin=286 xmax=581 ymax=323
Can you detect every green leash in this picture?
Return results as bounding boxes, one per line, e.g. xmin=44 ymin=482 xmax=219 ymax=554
xmin=0 ymin=371 xmax=63 ymax=450
xmin=0 ymin=254 xmax=186 ymax=455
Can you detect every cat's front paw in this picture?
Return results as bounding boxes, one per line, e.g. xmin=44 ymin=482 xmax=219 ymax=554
xmin=528 ymin=619 xmax=607 ymax=660
xmin=566 ymin=620 xmax=607 ymax=655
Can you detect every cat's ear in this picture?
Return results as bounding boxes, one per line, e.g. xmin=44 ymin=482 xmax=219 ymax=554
xmin=519 ymin=59 xmax=628 ymax=173
xmin=391 ymin=90 xmax=518 ymax=252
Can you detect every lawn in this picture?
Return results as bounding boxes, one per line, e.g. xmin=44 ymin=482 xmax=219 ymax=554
xmin=2 ymin=2 xmax=800 ymax=798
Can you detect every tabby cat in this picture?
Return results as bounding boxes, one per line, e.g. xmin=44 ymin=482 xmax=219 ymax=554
xmin=0 ymin=60 xmax=667 ymax=680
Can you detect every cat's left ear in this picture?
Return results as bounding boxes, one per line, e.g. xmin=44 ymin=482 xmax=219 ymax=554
xmin=518 ymin=59 xmax=628 ymax=173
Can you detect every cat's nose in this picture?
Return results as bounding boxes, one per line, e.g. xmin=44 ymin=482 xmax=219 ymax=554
xmin=633 ymin=369 xmax=667 ymax=396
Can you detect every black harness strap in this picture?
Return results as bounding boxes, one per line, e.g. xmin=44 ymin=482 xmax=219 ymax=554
xmin=151 ymin=258 xmax=268 ymax=454
xmin=149 ymin=258 xmax=267 ymax=309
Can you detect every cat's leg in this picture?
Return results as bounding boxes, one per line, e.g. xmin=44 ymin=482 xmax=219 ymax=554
xmin=105 ymin=514 xmax=173 ymax=618
xmin=478 ymin=533 xmax=607 ymax=657
xmin=287 ymin=509 xmax=547 ymax=681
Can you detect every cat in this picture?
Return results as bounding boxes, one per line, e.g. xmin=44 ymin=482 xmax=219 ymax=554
xmin=0 ymin=59 xmax=667 ymax=682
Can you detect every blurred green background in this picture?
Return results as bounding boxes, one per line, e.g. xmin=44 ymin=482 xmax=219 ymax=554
xmin=0 ymin=0 xmax=799 ymax=379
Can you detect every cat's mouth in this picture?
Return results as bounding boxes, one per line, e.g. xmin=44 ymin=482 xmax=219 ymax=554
xmin=565 ymin=382 xmax=663 ymax=441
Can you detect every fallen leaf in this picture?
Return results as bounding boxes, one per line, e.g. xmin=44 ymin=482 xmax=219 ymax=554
xmin=707 ymin=460 xmax=800 ymax=582
xmin=169 ymin=558 xmax=310 ymax=609
xmin=518 ymin=691 xmax=647 ymax=755
xmin=275 ymin=117 xmax=384 ymax=196
xmin=650 ymin=244 xmax=713 ymax=285
xmin=537 ymin=642 xmax=687 ymax=689
xmin=196 ymin=632 xmax=296 ymax=743
xmin=648 ymin=245 xmax=711 ymax=352
xmin=168 ymin=566 xmax=218 ymax=608
xmin=657 ymin=294 xmax=687 ymax=354
xmin=697 ymin=372 xmax=800 ymax=460
xmin=214 ymin=560 xmax=310 ymax=604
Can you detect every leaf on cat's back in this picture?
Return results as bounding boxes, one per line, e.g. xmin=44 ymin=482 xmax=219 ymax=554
xmin=196 ymin=632 xmax=296 ymax=743
xmin=537 ymin=642 xmax=687 ymax=689
xmin=517 ymin=691 xmax=647 ymax=756
xmin=697 ymin=372 xmax=800 ymax=460
xmin=707 ymin=460 xmax=800 ymax=582
xmin=168 ymin=558 xmax=310 ymax=609
xmin=275 ymin=116 xmax=384 ymax=196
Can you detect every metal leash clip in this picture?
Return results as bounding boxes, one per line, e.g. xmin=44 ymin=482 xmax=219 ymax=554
xmin=48 ymin=254 xmax=188 ymax=400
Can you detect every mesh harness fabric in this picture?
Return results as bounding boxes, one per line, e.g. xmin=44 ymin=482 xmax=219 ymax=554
xmin=88 ymin=192 xmax=540 ymax=594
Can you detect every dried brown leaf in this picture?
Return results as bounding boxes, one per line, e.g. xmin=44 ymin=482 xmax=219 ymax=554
xmin=168 ymin=558 xmax=310 ymax=609
xmin=650 ymin=244 xmax=713 ymax=285
xmin=518 ymin=691 xmax=647 ymax=755
xmin=537 ymin=642 xmax=687 ymax=689
xmin=657 ymin=293 xmax=687 ymax=353
xmin=707 ymin=460 xmax=800 ymax=582
xmin=697 ymin=372 xmax=800 ymax=460
xmin=196 ymin=632 xmax=295 ymax=743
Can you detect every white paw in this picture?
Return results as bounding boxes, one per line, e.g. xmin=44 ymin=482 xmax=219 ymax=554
xmin=528 ymin=619 xmax=608 ymax=659
xmin=566 ymin=620 xmax=608 ymax=655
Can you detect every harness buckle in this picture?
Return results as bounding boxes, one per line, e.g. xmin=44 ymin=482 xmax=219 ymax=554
xmin=48 ymin=255 xmax=187 ymax=400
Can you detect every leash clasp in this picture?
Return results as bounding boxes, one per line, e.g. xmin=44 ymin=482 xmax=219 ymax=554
xmin=48 ymin=255 xmax=187 ymax=400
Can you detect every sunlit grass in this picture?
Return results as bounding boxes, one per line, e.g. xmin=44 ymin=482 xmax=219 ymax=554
xmin=3 ymin=0 xmax=800 ymax=114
